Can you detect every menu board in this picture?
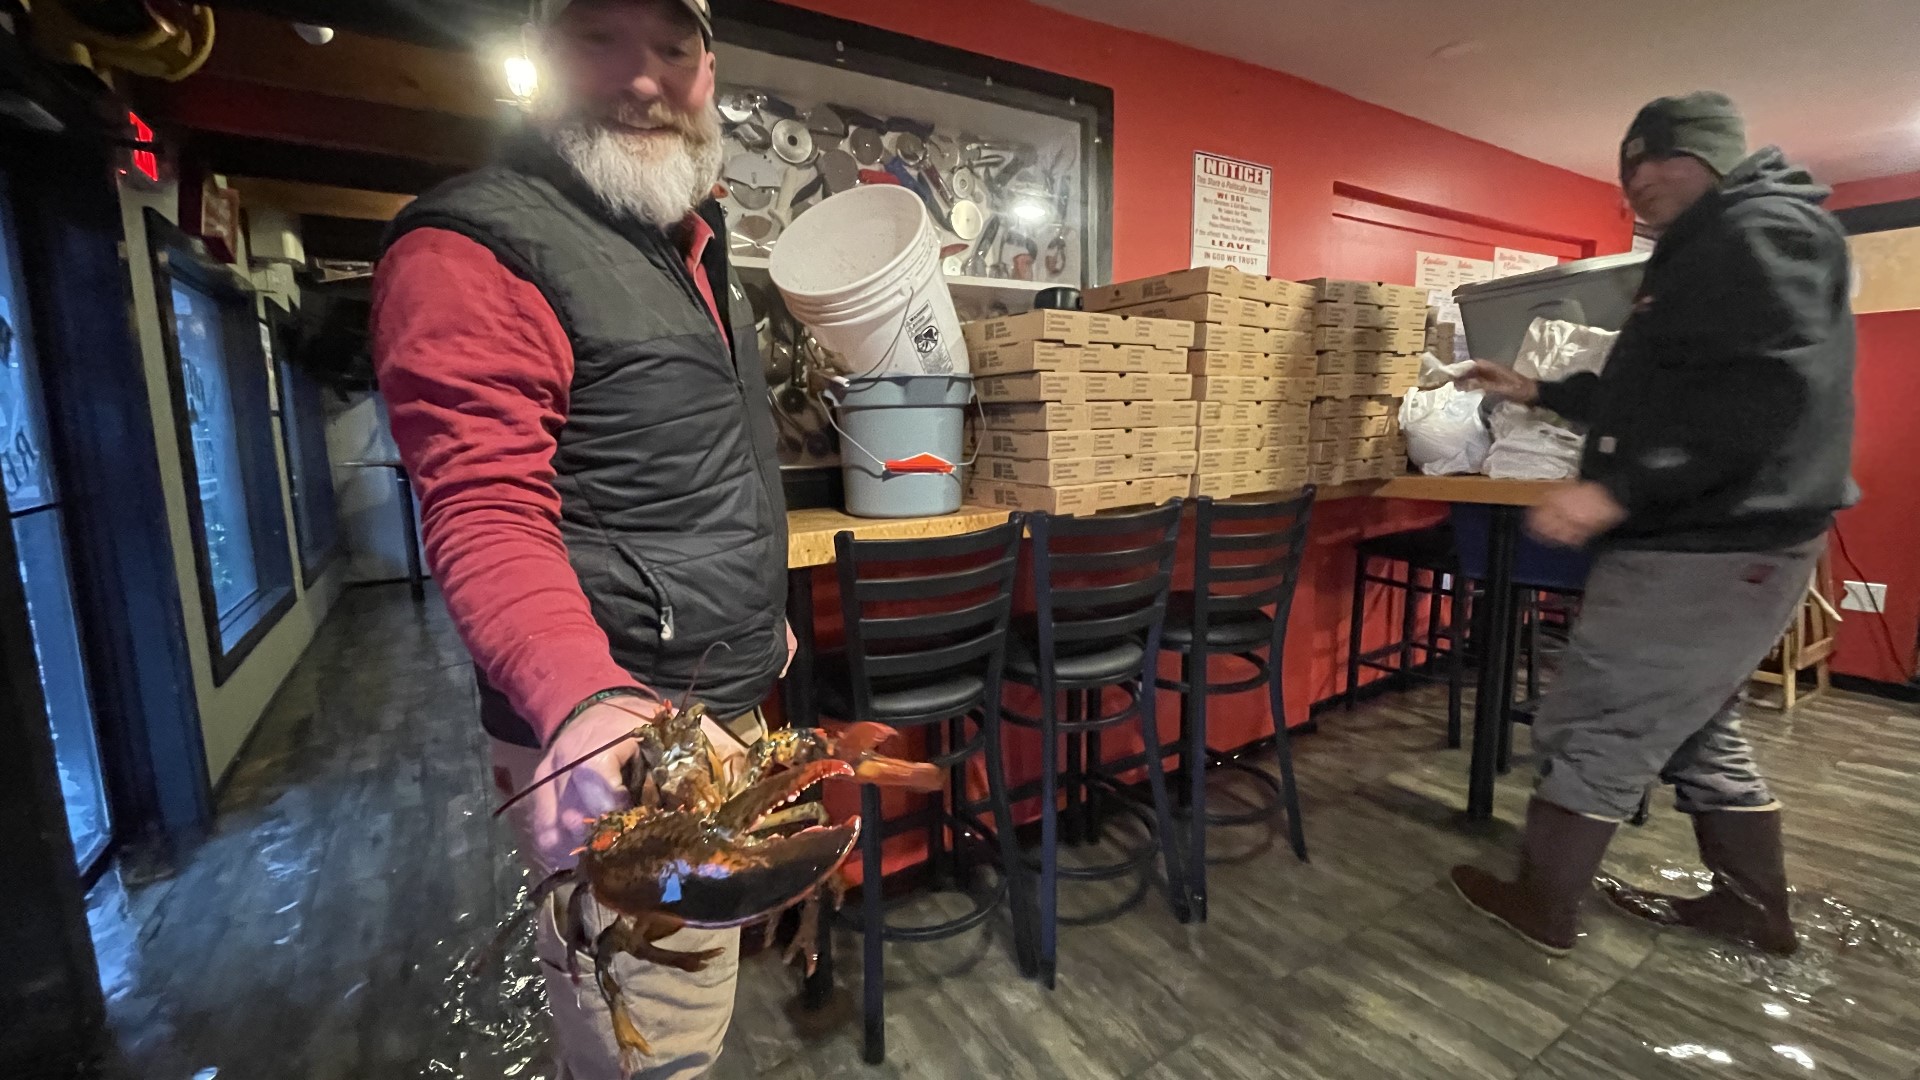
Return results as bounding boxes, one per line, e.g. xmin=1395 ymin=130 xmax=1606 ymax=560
xmin=1416 ymin=253 xmax=1495 ymax=362
xmin=1494 ymin=248 xmax=1560 ymax=278
xmin=1191 ymin=152 xmax=1272 ymax=276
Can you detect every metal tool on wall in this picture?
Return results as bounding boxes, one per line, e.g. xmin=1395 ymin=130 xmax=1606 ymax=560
xmin=714 ymin=82 xmax=1086 ymax=466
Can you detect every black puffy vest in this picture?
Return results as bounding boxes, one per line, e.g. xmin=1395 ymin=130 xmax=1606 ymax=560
xmin=386 ymin=135 xmax=788 ymax=742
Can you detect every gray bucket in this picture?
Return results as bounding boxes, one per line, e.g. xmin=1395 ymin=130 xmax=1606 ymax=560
xmin=823 ymin=374 xmax=973 ymax=518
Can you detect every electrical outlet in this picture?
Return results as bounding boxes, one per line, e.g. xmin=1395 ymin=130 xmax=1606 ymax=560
xmin=1841 ymin=580 xmax=1887 ymax=613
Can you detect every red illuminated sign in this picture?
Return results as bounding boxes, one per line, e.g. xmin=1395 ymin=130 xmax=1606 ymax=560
xmin=127 ymin=111 xmax=160 ymax=183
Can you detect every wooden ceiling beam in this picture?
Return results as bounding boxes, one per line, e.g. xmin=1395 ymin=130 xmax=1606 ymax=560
xmin=201 ymin=8 xmax=507 ymax=119
xmin=136 ymin=73 xmax=497 ymax=168
xmin=185 ymin=132 xmax=466 ymax=195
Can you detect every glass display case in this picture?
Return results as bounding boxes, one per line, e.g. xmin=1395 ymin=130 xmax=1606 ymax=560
xmin=711 ymin=1 xmax=1113 ymax=477
xmin=3 ymin=175 xmax=112 ymax=872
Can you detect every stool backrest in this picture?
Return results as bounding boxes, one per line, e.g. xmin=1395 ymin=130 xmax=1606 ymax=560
xmin=833 ymin=520 xmax=1023 ymax=707
xmin=1188 ymin=488 xmax=1317 ymax=641
xmin=1028 ymin=500 xmax=1184 ymax=665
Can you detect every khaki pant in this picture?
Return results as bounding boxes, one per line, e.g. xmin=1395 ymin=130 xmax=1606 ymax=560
xmin=490 ymin=711 xmax=768 ymax=1079
xmin=1532 ymin=541 xmax=1819 ymax=821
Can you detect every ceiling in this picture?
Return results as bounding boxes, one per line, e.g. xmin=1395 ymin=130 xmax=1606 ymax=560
xmin=1035 ymin=0 xmax=1920 ymax=185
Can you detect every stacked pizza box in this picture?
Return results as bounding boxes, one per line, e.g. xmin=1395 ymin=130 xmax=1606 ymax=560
xmin=1083 ymin=266 xmax=1317 ymax=500
xmin=961 ymin=309 xmax=1199 ymax=516
xmin=1301 ymin=278 xmax=1423 ymax=484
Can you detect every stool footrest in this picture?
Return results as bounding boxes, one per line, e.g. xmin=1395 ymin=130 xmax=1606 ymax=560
xmin=843 ymin=808 xmax=1013 ymax=944
xmin=1191 ymin=757 xmax=1282 ymax=827
xmin=1023 ymin=780 xmax=1159 ymax=882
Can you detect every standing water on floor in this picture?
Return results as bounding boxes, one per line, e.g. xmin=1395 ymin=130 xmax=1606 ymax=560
xmin=1623 ymin=860 xmax=1920 ymax=1074
xmin=424 ymin=877 xmax=554 ymax=1079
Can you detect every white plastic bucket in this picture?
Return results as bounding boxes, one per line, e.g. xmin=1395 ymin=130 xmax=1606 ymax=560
xmin=769 ymin=185 xmax=969 ymax=379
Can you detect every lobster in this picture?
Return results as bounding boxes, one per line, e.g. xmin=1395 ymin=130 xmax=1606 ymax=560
xmin=490 ymin=681 xmax=941 ymax=1066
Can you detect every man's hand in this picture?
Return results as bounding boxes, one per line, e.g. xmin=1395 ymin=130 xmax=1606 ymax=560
xmin=522 ymin=694 xmax=753 ymax=871
xmin=1527 ymin=481 xmax=1627 ymax=549
xmin=1456 ymin=360 xmax=1539 ymax=405
xmin=524 ymin=696 xmax=659 ymax=871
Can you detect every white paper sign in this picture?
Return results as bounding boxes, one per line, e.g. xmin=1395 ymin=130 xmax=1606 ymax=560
xmin=1416 ymin=252 xmax=1495 ymax=363
xmin=1191 ymin=152 xmax=1272 ymax=275
xmin=1494 ymin=248 xmax=1559 ymax=278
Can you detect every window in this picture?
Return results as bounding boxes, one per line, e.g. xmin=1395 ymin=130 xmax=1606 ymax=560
xmin=3 ymin=174 xmax=112 ymax=871
xmin=269 ymin=306 xmax=342 ymax=583
xmin=146 ymin=210 xmax=294 ymax=681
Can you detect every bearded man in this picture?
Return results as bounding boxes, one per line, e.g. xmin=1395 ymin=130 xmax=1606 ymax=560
xmin=372 ymin=1 xmax=791 ymax=1075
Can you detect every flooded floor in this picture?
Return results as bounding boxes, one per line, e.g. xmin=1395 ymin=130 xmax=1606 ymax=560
xmin=87 ymin=585 xmax=1920 ymax=1079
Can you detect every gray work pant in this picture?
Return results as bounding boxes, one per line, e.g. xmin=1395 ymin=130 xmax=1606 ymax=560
xmin=1532 ymin=540 xmax=1820 ymax=821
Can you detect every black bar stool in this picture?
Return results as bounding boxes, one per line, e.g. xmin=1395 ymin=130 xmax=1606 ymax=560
xmin=819 ymin=520 xmax=1037 ymax=1063
xmin=1155 ymin=489 xmax=1316 ymax=921
xmin=1345 ymin=524 xmax=1468 ymax=745
xmin=1001 ymin=501 xmax=1190 ymax=988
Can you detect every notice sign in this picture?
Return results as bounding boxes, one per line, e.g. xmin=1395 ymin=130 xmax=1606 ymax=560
xmin=1191 ymin=152 xmax=1272 ymax=276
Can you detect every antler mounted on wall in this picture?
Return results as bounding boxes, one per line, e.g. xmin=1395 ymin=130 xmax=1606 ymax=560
xmin=31 ymin=0 xmax=217 ymax=82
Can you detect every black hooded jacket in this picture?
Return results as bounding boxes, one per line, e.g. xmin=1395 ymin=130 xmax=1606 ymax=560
xmin=1537 ymin=148 xmax=1857 ymax=552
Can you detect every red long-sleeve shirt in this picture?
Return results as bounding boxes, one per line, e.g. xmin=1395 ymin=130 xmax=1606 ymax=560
xmin=371 ymin=217 xmax=730 ymax=746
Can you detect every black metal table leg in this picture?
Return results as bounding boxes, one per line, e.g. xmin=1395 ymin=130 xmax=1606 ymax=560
xmin=395 ymin=470 xmax=425 ymax=603
xmin=785 ymin=567 xmax=835 ymax=1010
xmin=1466 ymin=506 xmax=1522 ymax=821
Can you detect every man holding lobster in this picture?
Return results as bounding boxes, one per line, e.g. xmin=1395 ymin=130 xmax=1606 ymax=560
xmin=373 ymin=0 xmax=793 ymax=1075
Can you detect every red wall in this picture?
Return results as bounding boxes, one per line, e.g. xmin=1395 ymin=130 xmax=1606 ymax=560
xmin=768 ymin=3 xmax=1638 ymax=873
xmin=1830 ymin=171 xmax=1920 ymax=211
xmin=1831 ymin=311 xmax=1920 ymax=683
xmin=779 ymin=0 xmax=1630 ymax=734
xmin=1818 ymin=171 xmax=1920 ymax=684
xmin=783 ymin=0 xmax=1633 ymax=284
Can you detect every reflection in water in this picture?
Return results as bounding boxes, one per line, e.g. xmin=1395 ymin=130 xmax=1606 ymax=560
xmin=1628 ymin=859 xmax=1920 ymax=1077
xmin=88 ymin=869 xmax=142 ymax=1008
xmin=1771 ymin=1044 xmax=1816 ymax=1070
xmin=1651 ymin=1043 xmax=1734 ymax=1064
xmin=1692 ymin=890 xmax=1917 ymax=1008
xmin=422 ymin=877 xmax=553 ymax=1079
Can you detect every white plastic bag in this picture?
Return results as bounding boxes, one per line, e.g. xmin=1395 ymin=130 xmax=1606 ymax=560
xmin=1399 ymin=353 xmax=1490 ymax=476
xmin=1483 ymin=318 xmax=1617 ymax=480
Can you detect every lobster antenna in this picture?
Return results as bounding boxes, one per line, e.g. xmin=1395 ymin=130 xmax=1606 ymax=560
xmin=491 ymin=695 xmax=662 ymax=817
xmin=677 ymin=640 xmax=733 ymax=714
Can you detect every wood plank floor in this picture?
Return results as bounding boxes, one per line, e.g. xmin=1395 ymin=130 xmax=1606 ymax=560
xmin=85 ymin=585 xmax=1920 ymax=1079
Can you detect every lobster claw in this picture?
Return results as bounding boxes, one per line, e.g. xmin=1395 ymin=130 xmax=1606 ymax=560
xmin=672 ymin=822 xmax=861 ymax=929
xmin=821 ymin=723 xmax=946 ymax=793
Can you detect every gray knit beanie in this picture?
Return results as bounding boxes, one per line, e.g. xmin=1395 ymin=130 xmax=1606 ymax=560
xmin=1620 ymin=92 xmax=1748 ymax=182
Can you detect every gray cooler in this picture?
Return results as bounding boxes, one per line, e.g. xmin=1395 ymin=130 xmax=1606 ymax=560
xmin=1454 ymin=251 xmax=1649 ymax=365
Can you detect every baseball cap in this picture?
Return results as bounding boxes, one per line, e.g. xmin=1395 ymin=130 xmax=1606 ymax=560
xmin=538 ymin=0 xmax=712 ymax=41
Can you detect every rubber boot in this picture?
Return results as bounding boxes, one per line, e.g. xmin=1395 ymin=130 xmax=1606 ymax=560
xmin=1450 ymin=799 xmax=1618 ymax=956
xmin=1599 ymin=808 xmax=1798 ymax=956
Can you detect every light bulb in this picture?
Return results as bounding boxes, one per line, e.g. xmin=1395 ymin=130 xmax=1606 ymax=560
xmin=1012 ymin=199 xmax=1050 ymax=224
xmin=504 ymin=55 xmax=539 ymax=102
xmin=293 ymin=23 xmax=335 ymax=45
